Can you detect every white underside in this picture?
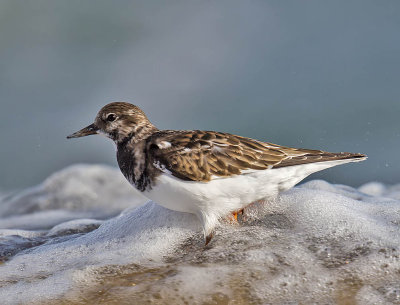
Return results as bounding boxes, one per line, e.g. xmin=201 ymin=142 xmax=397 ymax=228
xmin=143 ymin=158 xmax=365 ymax=236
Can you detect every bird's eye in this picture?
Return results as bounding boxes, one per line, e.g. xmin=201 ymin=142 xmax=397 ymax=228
xmin=106 ymin=113 xmax=117 ymax=122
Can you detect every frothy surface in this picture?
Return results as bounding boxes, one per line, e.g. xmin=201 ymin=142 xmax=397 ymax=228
xmin=0 ymin=165 xmax=399 ymax=304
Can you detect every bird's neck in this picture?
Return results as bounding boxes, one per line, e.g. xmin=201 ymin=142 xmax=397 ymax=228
xmin=116 ymin=130 xmax=159 ymax=192
xmin=115 ymin=122 xmax=158 ymax=145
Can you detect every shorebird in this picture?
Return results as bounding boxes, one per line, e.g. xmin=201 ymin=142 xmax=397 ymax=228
xmin=67 ymin=102 xmax=366 ymax=244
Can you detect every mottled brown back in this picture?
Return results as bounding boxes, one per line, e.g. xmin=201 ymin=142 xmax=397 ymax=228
xmin=147 ymin=130 xmax=366 ymax=182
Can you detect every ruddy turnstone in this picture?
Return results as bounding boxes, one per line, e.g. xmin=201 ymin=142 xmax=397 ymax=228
xmin=67 ymin=102 xmax=366 ymax=244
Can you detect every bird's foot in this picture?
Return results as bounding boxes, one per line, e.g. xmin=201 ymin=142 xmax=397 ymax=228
xmin=230 ymin=208 xmax=245 ymax=223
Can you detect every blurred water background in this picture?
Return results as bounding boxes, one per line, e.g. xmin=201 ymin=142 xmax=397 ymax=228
xmin=0 ymin=0 xmax=399 ymax=190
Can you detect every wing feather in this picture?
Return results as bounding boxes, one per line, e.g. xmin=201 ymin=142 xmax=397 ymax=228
xmin=147 ymin=130 xmax=365 ymax=182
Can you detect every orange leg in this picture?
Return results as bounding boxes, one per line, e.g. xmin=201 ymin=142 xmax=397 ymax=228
xmin=232 ymin=211 xmax=238 ymax=221
xmin=231 ymin=208 xmax=244 ymax=222
xmin=230 ymin=200 xmax=265 ymax=223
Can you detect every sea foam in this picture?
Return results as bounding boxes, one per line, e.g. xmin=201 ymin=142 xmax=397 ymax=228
xmin=0 ymin=165 xmax=399 ymax=304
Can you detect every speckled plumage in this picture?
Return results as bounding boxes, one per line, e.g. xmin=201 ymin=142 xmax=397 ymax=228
xmin=147 ymin=129 xmax=365 ymax=182
xmin=68 ymin=102 xmax=367 ymax=244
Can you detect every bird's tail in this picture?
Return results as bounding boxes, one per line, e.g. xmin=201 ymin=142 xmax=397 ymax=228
xmin=274 ymin=152 xmax=367 ymax=168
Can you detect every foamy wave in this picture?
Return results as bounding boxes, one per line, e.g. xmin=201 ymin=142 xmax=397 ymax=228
xmin=0 ymin=165 xmax=399 ymax=304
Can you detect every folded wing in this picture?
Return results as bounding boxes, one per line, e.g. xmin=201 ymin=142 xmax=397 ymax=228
xmin=147 ymin=130 xmax=365 ymax=182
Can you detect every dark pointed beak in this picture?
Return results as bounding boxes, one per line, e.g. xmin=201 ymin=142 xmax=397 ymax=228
xmin=67 ymin=123 xmax=99 ymax=139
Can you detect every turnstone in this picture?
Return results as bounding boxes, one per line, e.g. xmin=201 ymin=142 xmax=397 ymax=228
xmin=67 ymin=102 xmax=366 ymax=244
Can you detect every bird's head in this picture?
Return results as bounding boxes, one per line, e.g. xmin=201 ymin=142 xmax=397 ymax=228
xmin=67 ymin=102 xmax=156 ymax=143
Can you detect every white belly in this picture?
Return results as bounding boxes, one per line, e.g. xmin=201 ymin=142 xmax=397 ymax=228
xmin=144 ymin=159 xmax=356 ymax=217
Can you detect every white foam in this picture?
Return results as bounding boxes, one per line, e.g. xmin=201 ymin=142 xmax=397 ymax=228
xmin=360 ymin=181 xmax=400 ymax=201
xmin=0 ymin=166 xmax=399 ymax=304
xmin=0 ymin=164 xmax=147 ymax=229
xmin=46 ymin=218 xmax=104 ymax=236
xmin=0 ymin=229 xmax=44 ymax=238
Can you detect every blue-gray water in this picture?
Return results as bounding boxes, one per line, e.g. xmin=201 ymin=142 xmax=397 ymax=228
xmin=0 ymin=0 xmax=399 ymax=190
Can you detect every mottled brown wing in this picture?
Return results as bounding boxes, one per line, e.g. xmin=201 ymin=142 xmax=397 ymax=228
xmin=147 ymin=130 xmax=365 ymax=182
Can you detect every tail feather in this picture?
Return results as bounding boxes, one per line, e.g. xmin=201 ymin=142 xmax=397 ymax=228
xmin=273 ymin=152 xmax=367 ymax=169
